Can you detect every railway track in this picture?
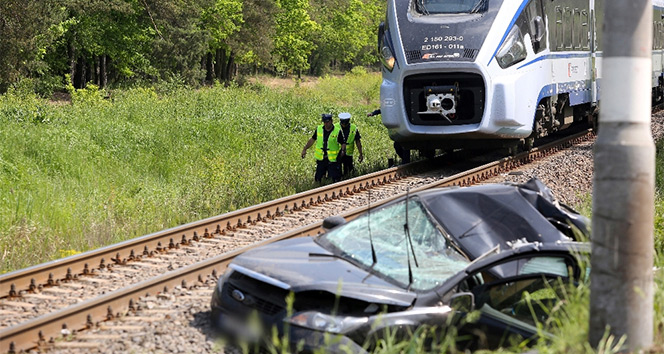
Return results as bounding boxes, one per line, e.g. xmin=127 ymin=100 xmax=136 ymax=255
xmin=0 ymin=129 xmax=593 ymax=353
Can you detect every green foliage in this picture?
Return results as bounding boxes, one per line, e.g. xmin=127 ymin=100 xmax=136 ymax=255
xmin=64 ymin=74 xmax=108 ymax=105
xmin=1 ymin=0 xmax=385 ymax=91
xmin=0 ymin=72 xmax=392 ymax=273
xmin=273 ymin=0 xmax=321 ymax=75
xmin=655 ymin=140 xmax=664 ymax=263
xmin=0 ymin=0 xmax=65 ymax=93
xmin=0 ymin=84 xmax=51 ymax=124
xmin=228 ymin=0 xmax=278 ymax=69
xmin=201 ymin=0 xmax=244 ymax=49
xmin=309 ymin=0 xmax=384 ymax=75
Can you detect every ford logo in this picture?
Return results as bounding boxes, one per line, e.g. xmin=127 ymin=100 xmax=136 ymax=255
xmin=231 ymin=289 xmax=246 ymax=302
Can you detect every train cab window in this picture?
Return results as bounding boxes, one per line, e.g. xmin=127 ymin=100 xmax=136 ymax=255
xmin=414 ymin=0 xmax=488 ymax=15
xmin=514 ymin=0 xmax=547 ymax=54
xmin=524 ymin=0 xmax=546 ymax=53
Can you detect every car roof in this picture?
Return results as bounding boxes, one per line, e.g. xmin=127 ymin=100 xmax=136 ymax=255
xmin=411 ymin=179 xmax=588 ymax=260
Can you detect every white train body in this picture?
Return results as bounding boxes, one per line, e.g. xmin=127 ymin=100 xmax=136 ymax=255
xmin=379 ymin=0 xmax=664 ymax=151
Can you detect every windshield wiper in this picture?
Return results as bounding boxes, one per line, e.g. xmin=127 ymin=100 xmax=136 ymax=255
xmin=361 ymin=190 xmax=381 ymax=283
xmin=470 ymin=0 xmax=487 ymax=13
xmin=368 ymin=190 xmax=378 ymax=265
xmin=404 ymin=188 xmax=419 ymax=291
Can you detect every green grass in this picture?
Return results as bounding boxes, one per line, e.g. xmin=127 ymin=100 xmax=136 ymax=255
xmin=0 ymin=70 xmax=394 ymax=273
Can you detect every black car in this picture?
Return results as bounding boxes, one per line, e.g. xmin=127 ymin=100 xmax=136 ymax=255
xmin=210 ymin=178 xmax=590 ymax=352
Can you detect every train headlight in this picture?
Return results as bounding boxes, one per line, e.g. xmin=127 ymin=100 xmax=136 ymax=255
xmin=495 ymin=25 xmax=527 ymax=69
xmin=378 ymin=22 xmax=396 ymax=72
xmin=381 ymin=45 xmax=396 ymax=71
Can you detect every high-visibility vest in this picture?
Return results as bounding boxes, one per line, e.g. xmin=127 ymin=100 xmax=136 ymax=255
xmin=338 ymin=123 xmax=358 ymax=156
xmin=314 ymin=124 xmax=341 ymax=162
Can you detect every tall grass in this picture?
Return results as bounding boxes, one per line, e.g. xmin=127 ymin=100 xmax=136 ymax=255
xmin=0 ymin=71 xmax=394 ymax=273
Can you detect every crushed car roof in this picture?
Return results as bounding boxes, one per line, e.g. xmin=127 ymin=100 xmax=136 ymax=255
xmin=415 ymin=178 xmax=588 ymax=260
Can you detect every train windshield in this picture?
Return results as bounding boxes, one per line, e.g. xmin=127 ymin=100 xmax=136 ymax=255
xmin=415 ymin=0 xmax=487 ymax=14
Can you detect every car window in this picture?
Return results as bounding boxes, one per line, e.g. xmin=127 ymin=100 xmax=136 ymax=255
xmin=317 ymin=198 xmax=470 ymax=291
xmin=456 ymin=255 xmax=577 ymax=326
xmin=476 ymin=276 xmax=565 ymax=326
xmin=480 ymin=256 xmax=572 ymax=281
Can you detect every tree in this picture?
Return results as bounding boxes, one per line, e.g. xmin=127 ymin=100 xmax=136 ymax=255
xmin=273 ymin=0 xmax=320 ymax=77
xmin=39 ymin=0 xmax=154 ymax=89
xmin=200 ymin=0 xmax=243 ymax=82
xmin=142 ymin=0 xmax=209 ymax=86
xmin=0 ymin=0 xmax=64 ymax=93
xmin=228 ymin=0 xmax=278 ymax=77
xmin=309 ymin=0 xmax=383 ymax=75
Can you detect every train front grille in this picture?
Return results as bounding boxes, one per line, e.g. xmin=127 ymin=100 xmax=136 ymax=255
xmin=403 ymin=73 xmax=485 ymax=126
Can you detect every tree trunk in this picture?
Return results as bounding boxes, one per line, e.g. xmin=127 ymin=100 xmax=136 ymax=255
xmin=95 ymin=56 xmax=100 ymax=86
xmin=87 ymin=58 xmax=93 ymax=86
xmin=68 ymin=41 xmax=76 ymax=87
xmin=215 ymin=48 xmax=223 ymax=81
xmin=101 ymin=55 xmax=107 ymax=88
xmin=80 ymin=57 xmax=87 ymax=88
xmin=219 ymin=49 xmax=227 ymax=81
xmin=205 ymin=52 xmax=214 ymax=83
xmin=224 ymin=51 xmax=235 ymax=81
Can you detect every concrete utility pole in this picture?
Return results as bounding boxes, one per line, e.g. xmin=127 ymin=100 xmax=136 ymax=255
xmin=589 ymin=0 xmax=654 ymax=350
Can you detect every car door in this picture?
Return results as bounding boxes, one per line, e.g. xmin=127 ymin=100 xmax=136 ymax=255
xmin=448 ymin=250 xmax=587 ymax=350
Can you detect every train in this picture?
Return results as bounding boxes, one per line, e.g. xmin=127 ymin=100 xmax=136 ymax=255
xmin=377 ymin=0 xmax=664 ymax=154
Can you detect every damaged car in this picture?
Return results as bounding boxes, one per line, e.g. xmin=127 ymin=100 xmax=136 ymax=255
xmin=210 ymin=178 xmax=590 ymax=352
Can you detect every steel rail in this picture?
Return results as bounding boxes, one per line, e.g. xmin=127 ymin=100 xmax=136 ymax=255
xmin=0 ymin=129 xmax=593 ymax=353
xmin=0 ymin=158 xmax=437 ymax=299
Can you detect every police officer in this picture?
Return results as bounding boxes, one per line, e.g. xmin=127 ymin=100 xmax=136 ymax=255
xmin=301 ymin=113 xmax=346 ymax=183
xmin=336 ymin=112 xmax=363 ymax=177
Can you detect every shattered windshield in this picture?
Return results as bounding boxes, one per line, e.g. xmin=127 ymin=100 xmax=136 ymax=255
xmin=317 ymin=198 xmax=470 ymax=291
xmin=414 ymin=0 xmax=487 ymax=14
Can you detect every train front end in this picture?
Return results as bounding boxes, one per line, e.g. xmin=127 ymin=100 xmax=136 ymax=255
xmin=380 ymin=0 xmax=549 ymax=151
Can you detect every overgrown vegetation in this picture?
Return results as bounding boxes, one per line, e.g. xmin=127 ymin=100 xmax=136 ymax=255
xmin=0 ymin=71 xmax=394 ymax=273
xmin=0 ymin=0 xmax=385 ymax=95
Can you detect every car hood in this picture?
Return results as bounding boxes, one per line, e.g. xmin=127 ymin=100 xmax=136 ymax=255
xmin=419 ymin=178 xmax=589 ymax=260
xmin=231 ymin=237 xmax=417 ymax=307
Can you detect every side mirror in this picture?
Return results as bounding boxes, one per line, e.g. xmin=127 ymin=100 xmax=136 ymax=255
xmin=322 ymin=216 xmax=346 ymax=231
xmin=450 ymin=292 xmax=475 ymax=312
xmin=532 ymin=16 xmax=545 ymax=42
